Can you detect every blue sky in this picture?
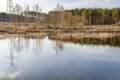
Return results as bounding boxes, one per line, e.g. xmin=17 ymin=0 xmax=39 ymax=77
xmin=0 ymin=0 xmax=120 ymax=13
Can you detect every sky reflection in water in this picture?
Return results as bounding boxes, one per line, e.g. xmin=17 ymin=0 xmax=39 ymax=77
xmin=0 ymin=37 xmax=120 ymax=80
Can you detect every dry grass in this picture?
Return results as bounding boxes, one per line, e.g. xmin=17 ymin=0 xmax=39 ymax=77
xmin=116 ymin=22 xmax=120 ymax=27
xmin=0 ymin=22 xmax=120 ymax=39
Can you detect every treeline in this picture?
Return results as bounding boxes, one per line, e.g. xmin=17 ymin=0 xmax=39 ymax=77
xmin=47 ymin=8 xmax=120 ymax=27
xmin=69 ymin=8 xmax=120 ymax=25
xmin=0 ymin=12 xmax=37 ymax=22
xmin=0 ymin=12 xmax=7 ymax=21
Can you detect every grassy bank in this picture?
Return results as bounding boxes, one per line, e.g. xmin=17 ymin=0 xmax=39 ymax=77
xmin=0 ymin=22 xmax=120 ymax=39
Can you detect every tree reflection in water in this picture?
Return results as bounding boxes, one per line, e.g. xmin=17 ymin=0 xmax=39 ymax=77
xmin=50 ymin=36 xmax=120 ymax=48
xmin=13 ymin=37 xmax=24 ymax=53
xmin=9 ymin=38 xmax=17 ymax=70
xmin=33 ymin=38 xmax=43 ymax=56
xmin=54 ymin=41 xmax=64 ymax=54
xmin=3 ymin=38 xmax=20 ymax=80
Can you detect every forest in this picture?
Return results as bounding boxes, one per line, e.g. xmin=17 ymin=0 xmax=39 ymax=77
xmin=47 ymin=8 xmax=120 ymax=27
xmin=69 ymin=8 xmax=120 ymax=25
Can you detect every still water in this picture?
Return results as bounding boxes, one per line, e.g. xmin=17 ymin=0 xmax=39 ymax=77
xmin=0 ymin=37 xmax=120 ymax=80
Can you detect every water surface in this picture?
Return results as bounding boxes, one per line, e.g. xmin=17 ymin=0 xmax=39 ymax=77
xmin=0 ymin=37 xmax=120 ymax=80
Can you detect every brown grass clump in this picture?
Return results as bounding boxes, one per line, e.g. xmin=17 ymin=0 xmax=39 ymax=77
xmin=116 ymin=22 xmax=120 ymax=27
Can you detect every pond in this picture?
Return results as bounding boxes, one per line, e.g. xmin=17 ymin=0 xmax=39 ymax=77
xmin=0 ymin=37 xmax=120 ymax=80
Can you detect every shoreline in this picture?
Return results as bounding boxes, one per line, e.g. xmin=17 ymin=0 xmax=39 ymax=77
xmin=0 ymin=24 xmax=120 ymax=33
xmin=0 ymin=24 xmax=120 ymax=47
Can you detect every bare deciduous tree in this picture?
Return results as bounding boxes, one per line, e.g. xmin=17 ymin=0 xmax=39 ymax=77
xmin=13 ymin=3 xmax=23 ymax=28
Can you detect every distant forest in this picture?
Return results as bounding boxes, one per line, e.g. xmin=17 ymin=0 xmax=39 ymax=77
xmin=69 ymin=8 xmax=120 ymax=25
xmin=47 ymin=8 xmax=120 ymax=27
xmin=0 ymin=8 xmax=120 ymax=27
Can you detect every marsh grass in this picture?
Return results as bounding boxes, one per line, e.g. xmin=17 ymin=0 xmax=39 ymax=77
xmin=116 ymin=22 xmax=120 ymax=27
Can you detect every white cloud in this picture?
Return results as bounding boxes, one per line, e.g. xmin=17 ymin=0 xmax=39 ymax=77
xmin=104 ymin=0 xmax=120 ymax=3
xmin=104 ymin=0 xmax=110 ymax=3
xmin=0 ymin=71 xmax=20 ymax=80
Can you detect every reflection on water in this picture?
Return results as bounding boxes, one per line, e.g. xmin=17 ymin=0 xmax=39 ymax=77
xmin=50 ymin=36 xmax=120 ymax=47
xmin=54 ymin=41 xmax=64 ymax=54
xmin=0 ymin=37 xmax=120 ymax=80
